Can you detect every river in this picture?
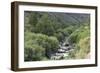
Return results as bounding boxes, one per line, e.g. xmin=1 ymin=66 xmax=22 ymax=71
xmin=50 ymin=41 xmax=74 ymax=60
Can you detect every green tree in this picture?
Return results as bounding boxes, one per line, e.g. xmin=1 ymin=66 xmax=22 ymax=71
xmin=24 ymin=45 xmax=45 ymax=61
xmin=24 ymin=32 xmax=59 ymax=61
xmin=24 ymin=12 xmax=41 ymax=32
xmin=35 ymin=14 xmax=55 ymax=36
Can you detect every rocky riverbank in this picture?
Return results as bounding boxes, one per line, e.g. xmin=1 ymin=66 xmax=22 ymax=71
xmin=50 ymin=42 xmax=74 ymax=60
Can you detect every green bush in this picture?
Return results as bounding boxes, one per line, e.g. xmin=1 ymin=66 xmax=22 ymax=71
xmin=68 ymin=25 xmax=90 ymax=59
xmin=24 ymin=45 xmax=45 ymax=61
xmin=75 ymin=37 xmax=90 ymax=59
xmin=24 ymin=32 xmax=59 ymax=61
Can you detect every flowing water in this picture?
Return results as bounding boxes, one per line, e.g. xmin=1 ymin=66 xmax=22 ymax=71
xmin=50 ymin=41 xmax=74 ymax=60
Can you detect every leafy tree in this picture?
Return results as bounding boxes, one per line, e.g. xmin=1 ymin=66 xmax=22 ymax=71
xmin=24 ymin=45 xmax=45 ymax=61
xmin=24 ymin=12 xmax=42 ymax=32
xmin=35 ymin=14 xmax=55 ymax=36
xmin=54 ymin=32 xmax=64 ymax=42
xmin=24 ymin=32 xmax=59 ymax=61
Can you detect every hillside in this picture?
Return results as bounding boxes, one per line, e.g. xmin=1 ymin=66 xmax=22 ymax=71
xmin=24 ymin=11 xmax=90 ymax=61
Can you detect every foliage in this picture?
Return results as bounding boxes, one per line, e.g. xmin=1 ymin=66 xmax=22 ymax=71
xmin=24 ymin=32 xmax=59 ymax=61
xmin=24 ymin=11 xmax=90 ymax=61
xmin=68 ymin=25 xmax=90 ymax=59
xmin=24 ymin=45 xmax=45 ymax=61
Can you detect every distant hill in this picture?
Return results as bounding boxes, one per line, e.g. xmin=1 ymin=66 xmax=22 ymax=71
xmin=25 ymin=11 xmax=90 ymax=27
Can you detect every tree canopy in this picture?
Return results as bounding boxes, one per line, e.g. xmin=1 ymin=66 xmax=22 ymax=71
xmin=24 ymin=11 xmax=90 ymax=61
